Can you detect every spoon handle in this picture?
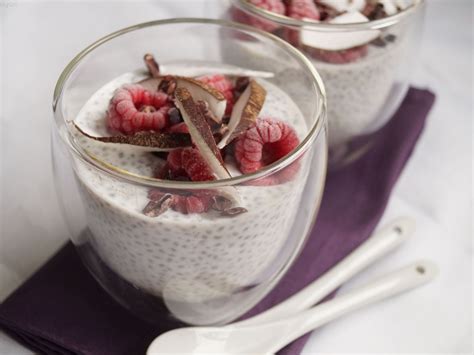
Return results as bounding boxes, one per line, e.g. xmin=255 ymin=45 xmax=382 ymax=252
xmin=237 ymin=217 xmax=415 ymax=327
xmin=269 ymin=260 xmax=438 ymax=353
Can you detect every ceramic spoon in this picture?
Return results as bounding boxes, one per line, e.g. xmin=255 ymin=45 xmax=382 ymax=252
xmin=147 ymin=260 xmax=438 ymax=354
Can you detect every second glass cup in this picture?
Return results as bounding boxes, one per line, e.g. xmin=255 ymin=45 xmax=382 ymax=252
xmin=222 ymin=0 xmax=425 ymax=166
xmin=52 ymin=19 xmax=327 ymax=325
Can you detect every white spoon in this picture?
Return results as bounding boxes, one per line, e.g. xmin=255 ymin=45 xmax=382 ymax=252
xmin=147 ymin=260 xmax=438 ymax=354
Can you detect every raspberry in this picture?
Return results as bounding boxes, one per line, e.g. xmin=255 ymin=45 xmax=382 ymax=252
xmin=233 ymin=0 xmax=286 ymax=33
xmin=167 ymin=122 xmax=189 ymax=134
xmin=306 ymin=44 xmax=369 ymax=64
xmin=148 ymin=189 xmax=214 ymax=215
xmin=185 ymin=195 xmax=210 ymax=214
xmin=172 ymin=195 xmax=188 ymax=214
xmin=155 ymin=163 xmax=171 ymax=180
xmin=234 ymin=117 xmax=300 ymax=182
xmin=287 ymin=0 xmax=320 ymax=20
xmin=198 ymin=74 xmax=235 ymax=115
xmin=166 ymin=149 xmax=188 ymax=179
xmin=157 ymin=148 xmax=215 ymax=182
xmin=181 ymin=148 xmax=216 ymax=182
xmin=107 ymin=84 xmax=171 ymax=134
xmin=283 ymin=0 xmax=320 ymax=47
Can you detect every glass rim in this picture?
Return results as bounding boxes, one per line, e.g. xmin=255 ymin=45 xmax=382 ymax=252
xmin=232 ymin=0 xmax=425 ymax=31
xmin=52 ymin=17 xmax=327 ymax=189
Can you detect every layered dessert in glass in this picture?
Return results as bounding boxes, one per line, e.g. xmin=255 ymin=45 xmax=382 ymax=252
xmin=224 ymin=0 xmax=425 ymax=165
xmin=52 ymin=19 xmax=327 ymax=325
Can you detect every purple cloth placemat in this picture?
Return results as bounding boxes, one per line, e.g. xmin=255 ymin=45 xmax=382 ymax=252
xmin=0 ymin=88 xmax=435 ymax=355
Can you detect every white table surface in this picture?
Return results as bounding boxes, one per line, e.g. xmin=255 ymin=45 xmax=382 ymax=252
xmin=0 ymin=0 xmax=472 ymax=354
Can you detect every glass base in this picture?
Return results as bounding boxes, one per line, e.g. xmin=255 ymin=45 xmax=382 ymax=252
xmin=76 ymin=229 xmax=185 ymax=327
xmin=75 ymin=229 xmax=272 ymax=326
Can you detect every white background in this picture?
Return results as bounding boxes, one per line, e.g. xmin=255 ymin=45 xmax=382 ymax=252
xmin=0 ymin=0 xmax=472 ymax=353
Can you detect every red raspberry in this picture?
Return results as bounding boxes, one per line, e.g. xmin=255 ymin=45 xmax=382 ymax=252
xmin=155 ymin=163 xmax=171 ymax=180
xmin=198 ymin=74 xmax=235 ymax=115
xmin=107 ymin=84 xmax=171 ymax=134
xmin=234 ymin=117 xmax=300 ymax=182
xmin=167 ymin=122 xmax=189 ymax=134
xmin=181 ymin=148 xmax=216 ymax=182
xmin=283 ymin=0 xmax=320 ymax=47
xmin=172 ymin=195 xmax=188 ymax=214
xmin=306 ymin=44 xmax=369 ymax=64
xmin=156 ymin=148 xmax=215 ymax=182
xmin=246 ymin=159 xmax=301 ymax=186
xmin=166 ymin=149 xmax=188 ymax=179
xmin=232 ymin=0 xmax=286 ymax=33
xmin=185 ymin=195 xmax=211 ymax=214
xmin=287 ymin=0 xmax=320 ymax=20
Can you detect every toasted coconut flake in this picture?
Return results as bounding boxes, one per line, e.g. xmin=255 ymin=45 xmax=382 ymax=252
xmin=175 ymin=77 xmax=226 ymax=123
xmin=211 ymin=195 xmax=233 ymax=211
xmin=143 ymin=194 xmax=173 ymax=217
xmin=300 ymin=12 xmax=381 ymax=51
xmin=138 ymin=77 xmax=162 ymax=92
xmin=217 ymin=79 xmax=266 ymax=148
xmin=221 ymin=207 xmax=248 ymax=217
xmin=174 ymin=87 xmax=230 ymax=180
xmin=74 ymin=123 xmax=192 ymax=151
xmin=144 ymin=53 xmax=160 ymax=78
xmin=139 ymin=74 xmax=226 ymax=123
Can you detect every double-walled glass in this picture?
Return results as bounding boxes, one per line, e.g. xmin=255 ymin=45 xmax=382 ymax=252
xmin=52 ymin=19 xmax=327 ymax=325
xmin=222 ymin=1 xmax=425 ymax=166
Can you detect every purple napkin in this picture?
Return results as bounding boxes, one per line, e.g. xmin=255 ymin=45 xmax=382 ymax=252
xmin=0 ymin=88 xmax=435 ymax=355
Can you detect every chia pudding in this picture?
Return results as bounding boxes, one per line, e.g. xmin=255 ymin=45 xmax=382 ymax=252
xmin=226 ymin=0 xmax=423 ymax=156
xmin=70 ymin=57 xmax=312 ymax=321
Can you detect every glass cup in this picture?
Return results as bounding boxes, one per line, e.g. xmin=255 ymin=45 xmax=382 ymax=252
xmin=221 ymin=1 xmax=425 ymax=166
xmin=52 ymin=18 xmax=327 ymax=325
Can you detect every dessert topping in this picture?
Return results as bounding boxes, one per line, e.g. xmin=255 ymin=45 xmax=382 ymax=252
xmin=300 ymin=11 xmax=381 ymax=51
xmin=158 ymin=75 xmax=178 ymax=96
xmin=144 ymin=53 xmax=160 ymax=78
xmin=145 ymin=189 xmax=245 ymax=216
xmin=143 ymin=193 xmax=173 ymax=217
xmin=221 ymin=207 xmax=249 ymax=217
xmin=167 ymin=122 xmax=189 ymax=134
xmin=174 ymin=87 xmax=230 ymax=180
xmin=168 ymin=107 xmax=183 ymax=125
xmin=74 ymin=123 xmax=192 ymax=150
xmin=234 ymin=117 xmax=300 ymax=175
xmin=211 ymin=195 xmax=234 ymax=212
xmin=317 ymin=0 xmax=366 ymax=13
xmin=196 ymin=100 xmax=222 ymax=130
xmin=107 ymin=84 xmax=171 ymax=134
xmin=245 ymin=0 xmax=286 ymax=32
xmin=286 ymin=0 xmax=321 ymax=20
xmin=181 ymin=148 xmax=216 ymax=182
xmin=362 ymin=2 xmax=387 ymax=20
xmin=198 ymin=74 xmax=235 ymax=115
xmin=175 ymin=76 xmax=227 ymax=122
xmin=218 ymin=79 xmax=266 ymax=148
xmin=77 ymin=53 xmax=302 ymax=217
xmin=146 ymin=189 xmax=214 ymax=215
